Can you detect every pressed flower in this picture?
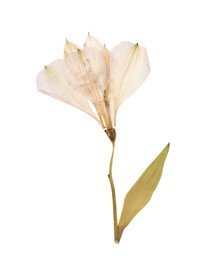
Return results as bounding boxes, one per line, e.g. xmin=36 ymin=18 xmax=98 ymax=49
xmin=37 ymin=34 xmax=150 ymax=130
xmin=37 ymin=34 xmax=169 ymax=243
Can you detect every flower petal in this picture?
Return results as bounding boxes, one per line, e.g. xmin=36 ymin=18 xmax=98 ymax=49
xmin=83 ymin=33 xmax=103 ymax=50
xmin=81 ymin=34 xmax=107 ymax=101
xmin=110 ymin=42 xmax=150 ymax=118
xmin=64 ymin=40 xmax=78 ymax=59
xmin=63 ymin=35 xmax=113 ymax=128
xmin=83 ymin=34 xmax=113 ymax=128
xmin=36 ymin=59 xmax=100 ymax=122
xmin=85 ymin=37 xmax=111 ymax=104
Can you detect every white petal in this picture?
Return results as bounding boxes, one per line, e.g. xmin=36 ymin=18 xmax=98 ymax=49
xmin=63 ymin=49 xmax=99 ymax=105
xmin=83 ymin=33 xmax=103 ymax=50
xmin=64 ymin=34 xmax=104 ymax=104
xmin=64 ymin=40 xmax=78 ymax=59
xmin=82 ymin=34 xmax=107 ymax=101
xmin=83 ymin=35 xmax=113 ymax=128
xmin=110 ymin=42 xmax=150 ymax=112
xmin=36 ymin=59 xmax=100 ymax=122
xmin=64 ymin=36 xmax=112 ymax=128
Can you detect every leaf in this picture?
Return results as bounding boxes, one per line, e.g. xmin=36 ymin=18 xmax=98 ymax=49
xmin=118 ymin=143 xmax=170 ymax=241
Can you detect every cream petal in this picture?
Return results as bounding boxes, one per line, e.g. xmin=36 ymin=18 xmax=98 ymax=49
xmin=78 ymin=48 xmax=112 ymax=128
xmin=83 ymin=33 xmax=103 ymax=50
xmin=82 ymin=34 xmax=109 ymax=101
xmin=64 ymin=49 xmax=99 ymax=104
xmin=83 ymin=35 xmax=113 ymax=128
xmin=63 ymin=37 xmax=97 ymax=102
xmin=64 ymin=39 xmax=78 ymax=59
xmin=36 ymin=59 xmax=100 ymax=122
xmin=64 ymin=48 xmax=105 ymax=125
xmin=110 ymin=42 xmax=150 ymax=119
xmin=64 ymin=36 xmax=113 ymax=128
xmin=75 ymin=34 xmax=107 ymax=101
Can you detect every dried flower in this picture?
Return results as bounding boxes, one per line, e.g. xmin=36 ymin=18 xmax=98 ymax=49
xmin=37 ymin=34 xmax=169 ymax=243
xmin=37 ymin=34 xmax=150 ymax=129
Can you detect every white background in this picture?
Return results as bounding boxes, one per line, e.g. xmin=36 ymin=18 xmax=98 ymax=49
xmin=0 ymin=0 xmax=205 ymax=259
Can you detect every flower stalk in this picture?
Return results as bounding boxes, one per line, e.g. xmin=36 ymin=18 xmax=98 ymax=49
xmin=105 ymin=128 xmax=119 ymax=243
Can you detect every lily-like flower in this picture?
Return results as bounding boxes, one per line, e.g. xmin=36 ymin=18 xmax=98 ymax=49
xmin=37 ymin=34 xmax=150 ymax=131
xmin=36 ymin=34 xmax=168 ymax=244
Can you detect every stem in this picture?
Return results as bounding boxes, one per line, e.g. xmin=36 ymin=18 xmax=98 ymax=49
xmin=108 ymin=141 xmax=119 ymax=243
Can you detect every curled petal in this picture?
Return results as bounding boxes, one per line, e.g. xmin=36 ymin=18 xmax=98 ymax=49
xmin=36 ymin=59 xmax=100 ymax=122
xmin=110 ymin=42 xmax=150 ymax=123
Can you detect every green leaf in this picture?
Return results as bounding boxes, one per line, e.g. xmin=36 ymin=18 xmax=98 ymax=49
xmin=118 ymin=143 xmax=170 ymax=241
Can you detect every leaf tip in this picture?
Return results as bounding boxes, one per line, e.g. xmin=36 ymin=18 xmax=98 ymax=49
xmin=165 ymin=142 xmax=170 ymax=154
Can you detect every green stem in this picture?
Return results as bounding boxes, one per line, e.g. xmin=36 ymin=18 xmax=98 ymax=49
xmin=108 ymin=141 xmax=119 ymax=243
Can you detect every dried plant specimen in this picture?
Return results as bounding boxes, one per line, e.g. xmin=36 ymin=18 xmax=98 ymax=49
xmin=37 ymin=34 xmax=169 ymax=243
